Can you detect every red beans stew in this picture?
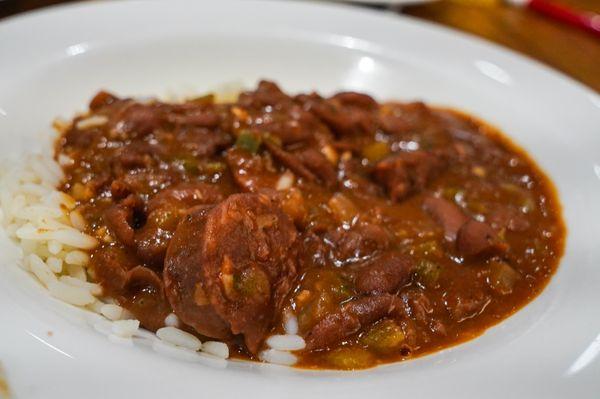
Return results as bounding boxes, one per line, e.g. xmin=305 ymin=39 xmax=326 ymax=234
xmin=55 ymin=80 xmax=565 ymax=369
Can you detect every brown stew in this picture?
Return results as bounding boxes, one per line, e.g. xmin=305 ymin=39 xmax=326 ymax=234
xmin=55 ymin=81 xmax=565 ymax=369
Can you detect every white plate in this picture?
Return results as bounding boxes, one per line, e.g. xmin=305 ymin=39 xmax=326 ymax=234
xmin=1 ymin=1 xmax=599 ymax=398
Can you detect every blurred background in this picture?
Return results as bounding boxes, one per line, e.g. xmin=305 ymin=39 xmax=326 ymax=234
xmin=0 ymin=0 xmax=598 ymax=92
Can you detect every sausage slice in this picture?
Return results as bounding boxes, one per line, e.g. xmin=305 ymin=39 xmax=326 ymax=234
xmin=164 ymin=193 xmax=298 ymax=353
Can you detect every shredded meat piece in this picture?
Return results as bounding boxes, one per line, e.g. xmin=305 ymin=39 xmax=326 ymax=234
xmin=444 ymin=289 xmax=491 ymax=322
xmin=325 ymin=221 xmax=391 ymax=263
xmin=225 ymin=148 xmax=279 ymax=192
xmin=263 ymin=141 xmax=317 ymax=182
xmin=374 ymin=151 xmax=445 ymax=201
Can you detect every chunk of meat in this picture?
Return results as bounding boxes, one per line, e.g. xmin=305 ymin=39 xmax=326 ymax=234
xmin=374 ymin=151 xmax=445 ymax=201
xmin=355 ymin=251 xmax=414 ymax=294
xmin=63 ymin=126 xmax=102 ymax=148
xmin=135 ymin=182 xmax=224 ymax=266
xmin=256 ymin=105 xmax=322 ymax=145
xmin=175 ymin=127 xmax=232 ymax=157
xmin=146 ymin=181 xmax=224 ymax=213
xmin=238 ymin=80 xmax=289 ymax=108
xmin=111 ymin=142 xmax=164 ymax=174
xmin=444 ymin=289 xmax=491 ymax=322
xmin=166 ymin=110 xmax=220 ymax=127
xmin=398 ymin=289 xmax=434 ymax=325
xmin=423 ymin=196 xmax=469 ymax=242
xmin=225 ymin=148 xmax=279 ymax=192
xmin=103 ymin=195 xmax=144 ymax=247
xmin=90 ymin=247 xmax=171 ymax=331
xmin=332 ymin=92 xmax=377 ymax=109
xmin=338 ymin=157 xmax=384 ymax=198
xmin=164 ymin=193 xmax=298 ymax=353
xmin=91 ymin=246 xmax=138 ymax=294
xmin=105 ymin=182 xmax=223 ymax=265
xmin=326 ymin=221 xmax=391 ymax=264
xmin=306 ymin=93 xmax=378 ymax=137
xmin=123 ymin=266 xmax=171 ymax=331
xmin=378 ymin=102 xmax=435 ymax=136
xmin=109 ymin=171 xmax=173 ymax=198
xmin=263 ymin=141 xmax=317 ymax=182
xmin=456 ymin=219 xmax=506 ymax=258
xmin=294 ymin=148 xmax=337 ymax=188
xmin=89 ymin=91 xmax=120 ymax=111
xmin=264 ymin=142 xmax=337 ymax=187
xmin=305 ymin=294 xmax=397 ymax=351
xmin=163 ymin=206 xmax=232 ymax=340
xmin=113 ymin=103 xmax=164 ymax=137
xmin=237 ymin=81 xmax=332 ymax=145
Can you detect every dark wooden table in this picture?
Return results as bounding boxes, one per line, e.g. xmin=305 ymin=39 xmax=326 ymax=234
xmin=1 ymin=0 xmax=599 ymax=92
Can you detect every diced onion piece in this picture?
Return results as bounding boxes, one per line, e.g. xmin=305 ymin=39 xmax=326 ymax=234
xmin=276 ymin=170 xmax=295 ymax=191
xmin=321 ymin=144 xmax=339 ymax=164
xmin=327 ymin=192 xmax=358 ymax=223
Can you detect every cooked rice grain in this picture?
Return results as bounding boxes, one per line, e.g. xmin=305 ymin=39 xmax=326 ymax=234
xmin=157 ymin=327 xmax=203 ymax=351
xmin=259 ymin=349 xmax=297 ymax=366
xmin=0 ymin=146 xmax=238 ymax=365
xmin=266 ymin=334 xmax=306 ymax=351
xmin=201 ymin=341 xmax=229 ymax=359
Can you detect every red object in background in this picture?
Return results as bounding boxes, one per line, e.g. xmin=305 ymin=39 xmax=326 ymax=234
xmin=526 ymin=0 xmax=600 ymax=38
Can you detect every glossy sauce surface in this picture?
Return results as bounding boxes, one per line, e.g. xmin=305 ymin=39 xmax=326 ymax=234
xmin=55 ymin=81 xmax=564 ymax=369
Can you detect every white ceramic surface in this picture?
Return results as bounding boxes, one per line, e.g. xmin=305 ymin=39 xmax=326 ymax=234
xmin=0 ymin=1 xmax=599 ymax=398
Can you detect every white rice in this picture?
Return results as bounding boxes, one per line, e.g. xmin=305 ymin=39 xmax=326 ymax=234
xmin=259 ymin=349 xmax=298 ymax=366
xmin=156 ymin=327 xmax=202 ymax=351
xmin=111 ymin=319 xmax=140 ymax=338
xmin=100 ymin=303 xmax=124 ymax=321
xmin=75 ymin=115 xmax=108 ymax=130
xmin=201 ymin=341 xmax=229 ymax=359
xmin=284 ymin=312 xmax=299 ymax=335
xmin=108 ymin=334 xmax=134 ymax=346
xmin=0 ymin=125 xmax=306 ymax=367
xmin=0 ymin=151 xmax=239 ymax=362
xmin=266 ymin=334 xmax=306 ymax=351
